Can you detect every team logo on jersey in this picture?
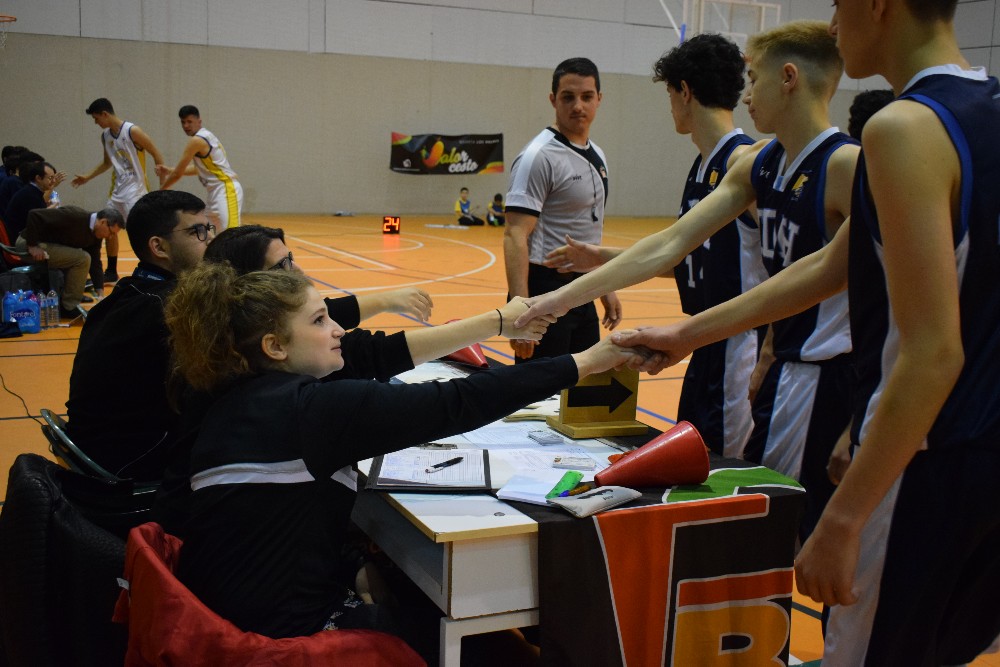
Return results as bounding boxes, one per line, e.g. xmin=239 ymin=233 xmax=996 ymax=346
xmin=790 ymin=174 xmax=809 ymax=200
xmin=709 ymin=169 xmax=719 ymax=187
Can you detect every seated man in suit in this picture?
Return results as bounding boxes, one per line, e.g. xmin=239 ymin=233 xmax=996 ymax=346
xmin=4 ymin=161 xmax=64 ymax=240
xmin=16 ymin=206 xmax=123 ymax=320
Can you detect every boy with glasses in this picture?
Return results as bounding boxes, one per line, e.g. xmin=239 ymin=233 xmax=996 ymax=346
xmin=66 ymin=190 xmax=213 ymax=482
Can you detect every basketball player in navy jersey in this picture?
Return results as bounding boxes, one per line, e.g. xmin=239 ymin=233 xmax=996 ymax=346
xmin=517 ymin=22 xmax=858 ymax=542
xmin=610 ymin=2 xmax=1000 ymax=663
xmin=541 ymin=34 xmax=764 ymax=459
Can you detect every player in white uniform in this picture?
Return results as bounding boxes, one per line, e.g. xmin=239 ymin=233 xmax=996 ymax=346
xmin=73 ymin=98 xmax=165 ymax=282
xmin=157 ymin=105 xmax=243 ymax=229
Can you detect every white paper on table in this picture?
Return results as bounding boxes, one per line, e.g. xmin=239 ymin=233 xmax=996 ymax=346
xmin=496 ymin=473 xmax=567 ymax=506
xmin=503 ymin=394 xmax=561 ymax=421
xmin=488 ymin=447 xmax=610 ymax=487
xmin=393 ymin=361 xmax=470 ymax=385
xmin=460 ymin=420 xmax=606 ymax=449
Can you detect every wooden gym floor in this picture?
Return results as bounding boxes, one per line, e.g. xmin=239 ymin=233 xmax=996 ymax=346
xmin=0 ymin=213 xmax=995 ymax=666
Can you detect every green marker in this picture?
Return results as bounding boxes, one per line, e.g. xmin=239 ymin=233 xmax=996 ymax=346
xmin=546 ymin=470 xmax=584 ymax=499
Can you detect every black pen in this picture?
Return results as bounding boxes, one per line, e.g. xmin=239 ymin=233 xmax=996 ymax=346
xmin=425 ymin=456 xmax=464 ymax=473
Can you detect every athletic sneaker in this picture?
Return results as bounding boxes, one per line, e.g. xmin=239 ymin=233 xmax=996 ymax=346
xmin=80 ymin=295 xmax=94 ymax=303
xmin=103 ymin=270 xmax=119 ymax=283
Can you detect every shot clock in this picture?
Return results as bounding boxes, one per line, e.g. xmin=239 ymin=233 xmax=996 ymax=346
xmin=382 ymin=215 xmax=401 ymax=234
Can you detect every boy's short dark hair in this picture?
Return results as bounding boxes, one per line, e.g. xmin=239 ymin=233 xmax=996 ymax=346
xmin=493 ymin=193 xmax=503 ymax=202
xmin=653 ymin=33 xmax=745 ymax=110
xmin=2 ymin=146 xmax=29 ymax=173
xmin=19 ymin=161 xmax=50 ymax=184
xmin=906 ymin=0 xmax=957 ymax=20
xmin=178 ymin=105 xmax=200 ymax=118
xmin=127 ymin=190 xmax=206 ymax=263
xmin=85 ymin=98 xmax=115 ymax=115
xmin=552 ymin=57 xmax=601 ymax=94
xmin=848 ymin=89 xmax=895 ymax=140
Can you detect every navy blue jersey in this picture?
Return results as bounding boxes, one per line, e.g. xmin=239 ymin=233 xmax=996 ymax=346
xmin=751 ymin=129 xmax=857 ymax=362
xmin=674 ymin=130 xmax=763 ymax=315
xmin=849 ymin=67 xmax=1000 ymax=452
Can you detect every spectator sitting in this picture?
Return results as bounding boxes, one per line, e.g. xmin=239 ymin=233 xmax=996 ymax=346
xmin=455 ymin=187 xmax=485 ymax=226
xmin=3 ymin=160 xmax=63 ymax=240
xmin=16 ymin=206 xmax=123 ymax=321
xmin=65 ymin=190 xmax=214 ymax=483
xmin=487 ymin=193 xmax=505 ymax=226
xmin=0 ymin=147 xmax=35 ymax=212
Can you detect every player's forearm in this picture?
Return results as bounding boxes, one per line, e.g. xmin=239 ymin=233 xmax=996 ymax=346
xmin=548 ymin=229 xmax=689 ymax=307
xmin=503 ymin=233 xmax=531 ymax=298
xmin=160 ymin=171 xmax=182 ymax=189
xmin=355 ymin=293 xmax=394 ymax=321
xmin=147 ymin=146 xmax=166 ymax=167
xmin=678 ymin=240 xmax=847 ymax=351
xmin=80 ymin=163 xmax=110 ymax=181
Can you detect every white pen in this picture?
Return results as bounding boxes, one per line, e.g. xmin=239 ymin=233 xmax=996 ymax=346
xmin=425 ymin=456 xmax=463 ymax=473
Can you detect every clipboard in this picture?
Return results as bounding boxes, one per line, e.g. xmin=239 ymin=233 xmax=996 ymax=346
xmin=365 ymin=448 xmax=492 ymax=493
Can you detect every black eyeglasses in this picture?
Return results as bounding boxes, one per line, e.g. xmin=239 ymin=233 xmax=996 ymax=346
xmin=268 ymin=251 xmax=294 ymax=272
xmin=165 ymin=223 xmax=216 ymax=242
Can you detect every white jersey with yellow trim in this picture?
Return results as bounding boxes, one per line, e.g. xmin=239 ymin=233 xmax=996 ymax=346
xmin=102 ymin=121 xmax=149 ymax=206
xmin=193 ymin=127 xmax=242 ymax=228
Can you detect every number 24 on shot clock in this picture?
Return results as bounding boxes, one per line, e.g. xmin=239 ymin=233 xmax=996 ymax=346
xmin=382 ymin=215 xmax=401 ymax=234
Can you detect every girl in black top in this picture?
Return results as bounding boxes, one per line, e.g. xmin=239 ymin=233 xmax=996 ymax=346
xmin=165 ymin=263 xmax=637 ymax=639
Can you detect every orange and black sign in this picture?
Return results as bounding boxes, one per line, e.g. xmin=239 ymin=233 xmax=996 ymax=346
xmin=390 ymin=132 xmax=504 ymax=175
xmin=534 ymin=472 xmax=804 ymax=666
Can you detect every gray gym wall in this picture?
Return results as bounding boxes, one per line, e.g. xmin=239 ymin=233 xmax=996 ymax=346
xmin=1 ymin=0 xmax=995 ymax=216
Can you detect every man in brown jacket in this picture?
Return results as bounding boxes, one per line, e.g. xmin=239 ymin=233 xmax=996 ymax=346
xmin=16 ymin=205 xmax=124 ymax=320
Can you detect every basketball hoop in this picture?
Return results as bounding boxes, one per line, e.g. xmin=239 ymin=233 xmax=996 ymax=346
xmin=0 ymin=15 xmax=16 ymax=50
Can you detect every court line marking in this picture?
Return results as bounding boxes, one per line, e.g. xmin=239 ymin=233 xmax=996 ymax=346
xmin=306 ymin=230 xmax=498 ymax=294
xmin=287 ymin=235 xmax=396 ymax=270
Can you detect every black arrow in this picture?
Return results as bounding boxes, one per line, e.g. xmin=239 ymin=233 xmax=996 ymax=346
xmin=566 ymin=377 xmax=633 ymax=413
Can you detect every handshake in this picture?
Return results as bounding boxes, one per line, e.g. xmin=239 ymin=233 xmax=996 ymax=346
xmin=504 ymin=296 xmax=675 ymax=374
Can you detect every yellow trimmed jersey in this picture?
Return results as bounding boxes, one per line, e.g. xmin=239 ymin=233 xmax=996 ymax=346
xmin=194 ymin=128 xmax=242 ymax=227
xmin=102 ymin=121 xmax=149 ymax=205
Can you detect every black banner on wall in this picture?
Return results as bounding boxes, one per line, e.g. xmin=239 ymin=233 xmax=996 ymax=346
xmin=390 ymin=132 xmax=504 ymax=175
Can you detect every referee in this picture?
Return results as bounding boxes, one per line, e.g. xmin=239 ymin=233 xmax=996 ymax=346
xmin=503 ymin=57 xmax=621 ymax=363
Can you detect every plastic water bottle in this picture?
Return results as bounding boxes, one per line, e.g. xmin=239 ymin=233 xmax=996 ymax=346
xmin=49 ymin=190 xmax=60 ymax=207
xmin=47 ymin=289 xmax=59 ymax=326
xmin=28 ymin=292 xmax=42 ymax=329
xmin=2 ymin=291 xmax=16 ymax=323
xmin=38 ymin=292 xmax=48 ymax=329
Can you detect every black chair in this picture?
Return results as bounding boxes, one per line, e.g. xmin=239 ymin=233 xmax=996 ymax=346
xmin=0 ymin=234 xmax=58 ymax=299
xmin=41 ymin=408 xmax=117 ymax=480
xmin=0 ymin=454 xmax=128 ymax=666
xmin=40 ymin=409 xmax=158 ymax=538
